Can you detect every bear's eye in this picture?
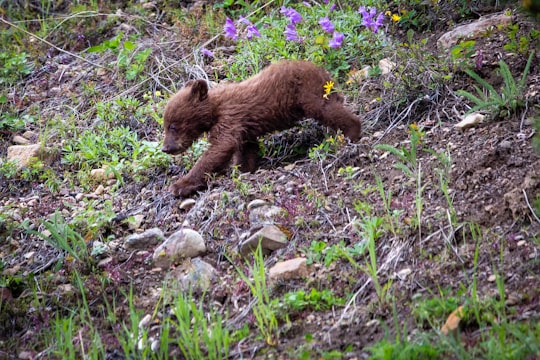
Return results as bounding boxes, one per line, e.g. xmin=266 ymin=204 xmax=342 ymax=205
xmin=169 ymin=124 xmax=177 ymax=132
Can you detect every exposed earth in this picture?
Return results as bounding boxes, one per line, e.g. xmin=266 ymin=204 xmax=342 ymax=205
xmin=0 ymin=1 xmax=539 ymax=359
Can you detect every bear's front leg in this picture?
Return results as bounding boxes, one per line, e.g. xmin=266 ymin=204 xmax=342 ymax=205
xmin=169 ymin=143 xmax=236 ymax=197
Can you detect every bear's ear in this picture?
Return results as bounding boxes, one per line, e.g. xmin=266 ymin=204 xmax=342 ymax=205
xmin=186 ymin=79 xmax=208 ymax=101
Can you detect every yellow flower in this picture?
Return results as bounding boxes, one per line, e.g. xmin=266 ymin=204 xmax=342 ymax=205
xmin=391 ymin=14 xmax=401 ymax=22
xmin=385 ymin=10 xmax=392 ymax=16
xmin=323 ymin=81 xmax=334 ymax=99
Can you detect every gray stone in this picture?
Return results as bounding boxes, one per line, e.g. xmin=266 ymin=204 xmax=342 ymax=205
xmin=238 ymin=225 xmax=288 ymax=256
xmin=249 ymin=205 xmax=285 ymax=226
xmin=438 ymin=14 xmax=513 ymax=49
xmin=153 ymin=228 xmax=206 ymax=268
xmin=125 ymin=228 xmax=165 ymax=249
xmin=167 ymin=257 xmax=217 ymax=292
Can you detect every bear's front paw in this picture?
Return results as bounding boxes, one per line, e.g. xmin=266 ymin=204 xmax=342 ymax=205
xmin=169 ymin=179 xmax=203 ymax=198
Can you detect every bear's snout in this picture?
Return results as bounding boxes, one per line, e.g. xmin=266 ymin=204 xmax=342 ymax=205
xmin=161 ymin=144 xmax=182 ymax=155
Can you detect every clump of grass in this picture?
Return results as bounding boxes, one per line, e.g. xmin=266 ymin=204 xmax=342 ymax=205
xmin=456 ymin=51 xmax=534 ymax=120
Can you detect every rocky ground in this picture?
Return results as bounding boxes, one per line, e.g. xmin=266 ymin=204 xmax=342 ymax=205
xmin=0 ymin=1 xmax=539 ymax=359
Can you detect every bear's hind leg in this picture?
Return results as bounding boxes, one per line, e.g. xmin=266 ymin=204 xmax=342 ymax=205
xmin=233 ymin=140 xmax=260 ymax=173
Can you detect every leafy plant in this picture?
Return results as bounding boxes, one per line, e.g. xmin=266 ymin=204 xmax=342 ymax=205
xmin=0 ymin=51 xmax=33 ymax=85
xmin=456 ymin=51 xmax=534 ymax=119
xmin=282 ymin=288 xmax=345 ymax=311
xmin=304 ymin=239 xmax=365 ymax=267
xmin=23 ymin=211 xmax=88 ymax=261
xmin=87 ymin=32 xmax=152 ymax=80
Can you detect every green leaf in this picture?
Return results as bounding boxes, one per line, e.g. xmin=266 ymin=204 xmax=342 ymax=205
xmin=123 ymin=40 xmax=136 ymax=51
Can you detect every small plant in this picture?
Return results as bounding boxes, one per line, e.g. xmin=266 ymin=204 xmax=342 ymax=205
xmin=282 ymin=288 xmax=345 ymax=311
xmin=450 ymin=40 xmax=476 ymax=65
xmin=456 ymin=51 xmax=534 ymax=119
xmin=170 ymin=291 xmax=231 ymax=360
xmin=0 ymin=113 xmax=34 ymax=132
xmin=308 ymin=134 xmax=345 ymax=162
xmin=0 ymin=51 xmax=33 ymax=85
xmin=235 ymin=244 xmax=279 ymax=346
xmin=87 ymin=32 xmax=152 ymax=80
xmin=23 ymin=211 xmax=88 ymax=261
xmin=303 ymin=239 xmax=365 ymax=267
xmin=357 ymin=215 xmax=390 ymax=304
xmin=374 ymin=123 xmax=425 ymax=178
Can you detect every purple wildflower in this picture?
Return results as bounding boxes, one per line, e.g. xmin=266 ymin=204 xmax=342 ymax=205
xmin=329 ymin=3 xmax=336 ymax=12
xmin=246 ymin=24 xmax=261 ymax=39
xmin=224 ymin=17 xmax=238 ymax=41
xmin=323 ymin=0 xmax=329 ymax=3
xmin=358 ymin=6 xmax=384 ymax=33
xmin=303 ymin=1 xmax=311 ymax=7
xmin=284 ymin=23 xmax=301 ymax=42
xmin=319 ymin=17 xmax=335 ymax=33
xmin=281 ymin=6 xmax=302 ymax=24
xmin=200 ymin=48 xmax=214 ymax=58
xmin=238 ymin=16 xmax=251 ymax=26
xmin=329 ymin=31 xmax=344 ymax=48
xmin=236 ymin=16 xmax=261 ymax=40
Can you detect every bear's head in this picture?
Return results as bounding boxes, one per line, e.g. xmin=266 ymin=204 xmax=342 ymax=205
xmin=162 ymin=79 xmax=213 ymax=155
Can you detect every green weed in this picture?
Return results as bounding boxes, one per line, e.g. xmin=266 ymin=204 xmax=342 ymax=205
xmin=374 ymin=123 xmax=424 ymax=179
xmin=456 ymin=51 xmax=534 ymax=119
xmin=170 ymin=291 xmax=231 ymax=360
xmin=23 ymin=211 xmax=88 ymax=262
xmin=282 ymin=288 xmax=345 ymax=312
xmin=304 ymin=239 xmax=365 ymax=267
xmin=87 ymin=32 xmax=152 ymax=81
xmin=0 ymin=51 xmax=34 ymax=85
xmin=235 ymin=244 xmax=279 ymax=346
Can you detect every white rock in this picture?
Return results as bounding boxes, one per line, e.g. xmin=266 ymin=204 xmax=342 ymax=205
xmin=379 ymin=58 xmax=396 ymax=75
xmin=247 ymin=199 xmax=268 ymax=210
xmin=179 ymin=198 xmax=196 ymax=211
xmin=455 ymin=112 xmax=484 ymax=131
xmin=139 ymin=314 xmax=152 ymax=330
xmin=129 ymin=214 xmax=145 ymax=230
xmin=396 ymin=267 xmax=412 ymax=280
xmin=152 ymin=228 xmax=206 ymax=268
xmin=90 ymin=168 xmax=114 ymax=181
xmin=12 ymin=135 xmax=30 ymax=145
xmin=347 ymin=66 xmax=371 ymax=84
xmin=94 ymin=184 xmax=105 ymax=195
xmin=22 ymin=131 xmax=37 ymax=140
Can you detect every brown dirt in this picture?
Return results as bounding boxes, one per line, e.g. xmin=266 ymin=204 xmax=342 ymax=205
xmin=0 ymin=3 xmax=539 ymax=359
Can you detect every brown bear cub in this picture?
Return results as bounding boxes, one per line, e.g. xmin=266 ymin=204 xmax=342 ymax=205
xmin=162 ymin=60 xmax=361 ymax=197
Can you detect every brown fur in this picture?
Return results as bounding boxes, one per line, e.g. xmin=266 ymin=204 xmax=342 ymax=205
xmin=162 ymin=60 xmax=361 ymax=197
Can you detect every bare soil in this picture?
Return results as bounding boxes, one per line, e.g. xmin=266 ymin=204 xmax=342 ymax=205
xmin=0 ymin=2 xmax=539 ymax=359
